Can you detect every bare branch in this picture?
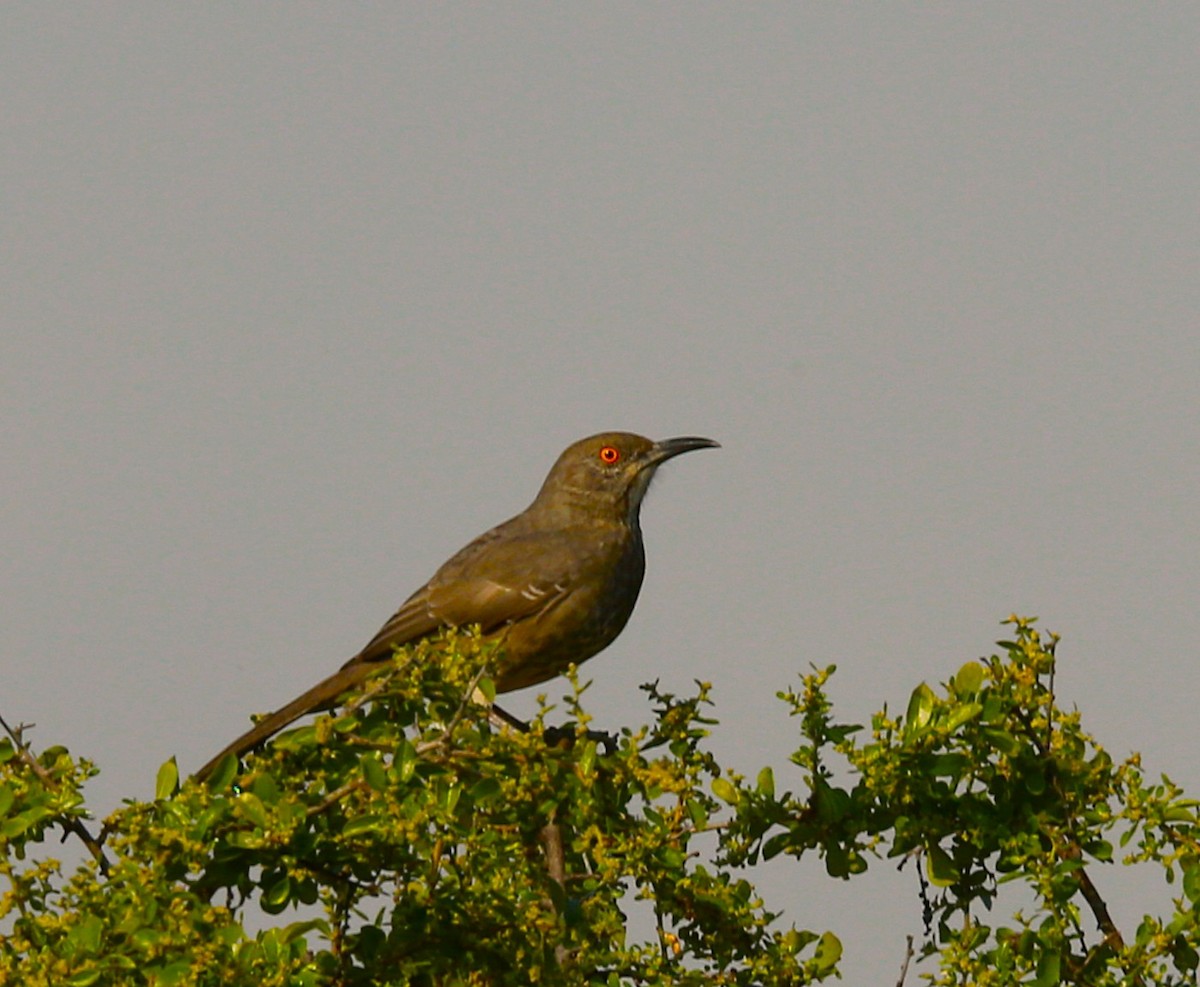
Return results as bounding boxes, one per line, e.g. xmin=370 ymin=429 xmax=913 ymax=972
xmin=0 ymin=710 xmax=111 ymax=876
xmin=894 ymin=934 xmax=914 ymax=987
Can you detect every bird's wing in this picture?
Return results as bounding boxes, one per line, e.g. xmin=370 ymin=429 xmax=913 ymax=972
xmin=346 ymin=527 xmax=581 ymax=667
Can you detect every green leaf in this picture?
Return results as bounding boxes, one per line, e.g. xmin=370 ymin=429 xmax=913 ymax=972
xmin=1 ymin=805 xmax=52 ymax=838
xmin=395 ymin=740 xmax=418 ymax=782
xmin=131 ymin=929 xmax=163 ymax=951
xmin=66 ymin=914 xmax=104 ymax=954
xmin=205 ymin=753 xmax=239 ymax=791
xmin=578 ymin=739 xmax=597 ymax=777
xmin=295 ymin=877 xmax=319 ymax=906
xmin=762 ymin=833 xmax=790 ymax=860
xmin=65 ymin=970 xmax=102 ymax=987
xmin=814 ymin=783 xmax=850 ymax=822
xmin=274 ymin=724 xmax=318 ymax=750
xmin=0 ymin=785 xmax=14 ymax=817
xmin=982 ymin=727 xmax=1020 ymax=756
xmin=1033 ymin=944 xmax=1061 ymax=987
xmin=263 ymin=875 xmax=293 ymax=909
xmin=942 ymin=702 xmax=983 ymax=732
xmin=657 ymin=846 xmax=686 ymax=869
xmin=781 ymin=929 xmax=818 ymax=954
xmin=981 ymin=693 xmax=1005 ymax=723
xmin=953 ymin=660 xmax=985 ymax=696
xmin=440 ymin=783 xmax=462 ymax=813
xmin=1172 ymin=937 xmax=1199 ymax=975
xmin=813 ymin=930 xmax=843 ymax=971
xmin=1183 ymin=861 xmax=1200 ymax=903
xmin=147 ymin=960 xmax=192 ymax=986
xmin=711 ymin=777 xmax=740 ymax=805
xmin=825 ymin=723 xmax=862 ymax=743
xmin=468 ymin=777 xmax=502 ymax=805
xmin=929 ymin=753 xmax=970 ymax=782
xmin=155 ymin=757 xmax=179 ymax=800
xmin=905 ymin=683 xmax=936 ymax=735
xmin=756 ymin=766 xmax=775 ymax=797
xmin=282 ymin=918 xmax=330 ymax=941
xmin=824 ymin=843 xmax=850 ymax=878
xmin=360 ymin=754 xmax=388 ymax=792
xmin=926 ymin=843 xmax=958 ymax=887
xmin=342 ymin=813 xmax=387 ymax=837
xmin=236 ymin=793 xmax=268 ymax=828
xmin=251 ymin=772 xmax=280 ymax=804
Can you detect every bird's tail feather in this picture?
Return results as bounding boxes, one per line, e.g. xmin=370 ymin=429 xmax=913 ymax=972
xmin=192 ymin=661 xmax=375 ymax=782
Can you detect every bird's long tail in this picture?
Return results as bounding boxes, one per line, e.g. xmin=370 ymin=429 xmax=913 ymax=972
xmin=192 ymin=660 xmax=376 ymax=782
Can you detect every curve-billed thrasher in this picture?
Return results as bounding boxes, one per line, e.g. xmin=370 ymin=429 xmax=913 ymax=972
xmin=194 ymin=431 xmax=717 ymax=780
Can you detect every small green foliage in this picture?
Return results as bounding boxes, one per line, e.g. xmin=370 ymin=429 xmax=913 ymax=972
xmin=753 ymin=615 xmax=1200 ymax=985
xmin=925 ymin=843 xmax=958 ymax=888
xmin=3 ymin=617 xmax=1198 ymax=984
xmin=1 ymin=631 xmax=824 ymax=985
xmin=154 ymin=757 xmax=179 ymax=800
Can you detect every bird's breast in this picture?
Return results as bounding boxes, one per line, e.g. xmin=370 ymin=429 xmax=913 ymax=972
xmin=493 ymin=528 xmax=645 ymax=692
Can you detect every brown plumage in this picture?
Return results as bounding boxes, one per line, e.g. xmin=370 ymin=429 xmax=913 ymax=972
xmin=194 ymin=432 xmax=717 ymax=780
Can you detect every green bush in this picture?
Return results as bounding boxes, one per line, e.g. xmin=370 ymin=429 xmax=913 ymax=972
xmin=2 ymin=619 xmax=1196 ymax=985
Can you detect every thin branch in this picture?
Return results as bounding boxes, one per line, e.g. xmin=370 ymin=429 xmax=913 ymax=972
xmin=541 ymin=820 xmax=566 ymax=888
xmin=411 ymin=666 xmax=495 ymax=758
xmin=0 ymin=711 xmax=111 ymax=876
xmin=306 ymin=778 xmax=368 ymax=817
xmin=894 ymin=935 xmax=914 ymax=987
xmin=1061 ymin=843 xmax=1146 ymax=987
xmin=1073 ymin=857 xmax=1124 ymax=947
xmin=540 ymin=817 xmax=570 ymax=967
xmin=488 ymin=701 xmax=530 ymax=733
xmin=1045 ymin=638 xmax=1057 ymax=753
xmin=439 ymin=664 xmax=493 ymax=740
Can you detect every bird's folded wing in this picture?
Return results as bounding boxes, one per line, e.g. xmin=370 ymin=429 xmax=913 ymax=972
xmin=345 ymin=530 xmax=580 ymax=668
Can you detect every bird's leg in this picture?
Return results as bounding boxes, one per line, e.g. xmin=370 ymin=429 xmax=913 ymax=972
xmin=485 ymin=700 xmax=530 ymax=732
xmin=541 ymin=721 xmax=618 ymax=756
xmin=481 ymin=698 xmax=616 ymax=754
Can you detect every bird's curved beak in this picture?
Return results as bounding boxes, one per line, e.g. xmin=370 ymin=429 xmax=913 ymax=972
xmin=646 ymin=436 xmax=721 ymax=467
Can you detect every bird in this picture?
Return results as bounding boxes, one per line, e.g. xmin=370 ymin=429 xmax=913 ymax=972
xmin=194 ymin=431 xmax=718 ymax=780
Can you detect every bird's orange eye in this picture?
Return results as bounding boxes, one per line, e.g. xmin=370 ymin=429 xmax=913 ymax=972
xmin=599 ymin=445 xmax=621 ymax=464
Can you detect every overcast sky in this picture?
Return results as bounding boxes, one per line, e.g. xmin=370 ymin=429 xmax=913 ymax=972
xmin=4 ymin=6 xmax=1198 ymax=982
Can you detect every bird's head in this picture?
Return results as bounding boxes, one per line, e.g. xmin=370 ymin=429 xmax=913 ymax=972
xmin=533 ymin=431 xmax=719 ymax=525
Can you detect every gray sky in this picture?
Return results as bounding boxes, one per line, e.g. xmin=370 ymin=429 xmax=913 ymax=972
xmin=4 ymin=6 xmax=1198 ymax=982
